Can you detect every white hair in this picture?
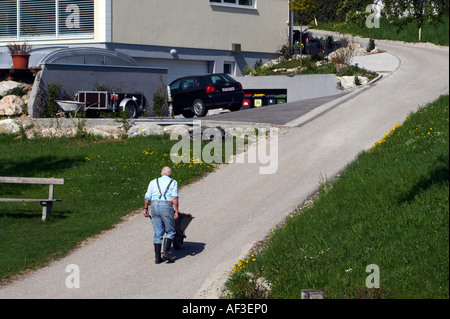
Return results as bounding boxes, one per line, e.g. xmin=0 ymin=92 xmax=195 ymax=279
xmin=161 ymin=167 xmax=172 ymax=176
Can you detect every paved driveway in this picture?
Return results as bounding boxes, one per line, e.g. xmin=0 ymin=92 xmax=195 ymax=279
xmin=206 ymin=93 xmax=347 ymax=126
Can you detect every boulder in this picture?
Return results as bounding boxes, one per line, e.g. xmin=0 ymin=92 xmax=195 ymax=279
xmin=338 ymin=76 xmax=370 ymax=90
xmin=0 ymin=80 xmax=25 ymax=97
xmin=127 ymin=123 xmax=164 ymax=137
xmin=86 ymin=125 xmax=122 ymax=138
xmin=0 ymin=119 xmax=21 ymax=134
xmin=163 ymin=124 xmax=192 ymax=137
xmin=369 ymin=47 xmax=386 ymax=55
xmin=0 ymin=95 xmax=25 ymax=116
xmin=349 ymin=43 xmax=367 ymax=56
xmin=40 ymin=128 xmax=62 ymax=138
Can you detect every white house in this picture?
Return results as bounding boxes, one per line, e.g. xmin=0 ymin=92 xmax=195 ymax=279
xmin=0 ymin=0 xmax=290 ymax=82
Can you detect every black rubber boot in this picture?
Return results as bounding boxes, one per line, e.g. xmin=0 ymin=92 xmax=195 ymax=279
xmin=162 ymin=238 xmax=175 ymax=263
xmin=154 ymin=243 xmax=164 ymax=264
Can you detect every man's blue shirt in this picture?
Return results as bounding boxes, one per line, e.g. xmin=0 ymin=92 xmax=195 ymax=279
xmin=145 ymin=175 xmax=178 ymax=201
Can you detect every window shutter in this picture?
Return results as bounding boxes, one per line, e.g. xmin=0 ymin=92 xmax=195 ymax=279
xmin=0 ymin=0 xmax=18 ymax=39
xmin=0 ymin=0 xmax=94 ymax=40
xmin=58 ymin=0 xmax=94 ymax=37
xmin=20 ymin=0 xmax=56 ymax=38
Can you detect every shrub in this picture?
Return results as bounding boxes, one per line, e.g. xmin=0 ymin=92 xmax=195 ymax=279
xmin=152 ymin=87 xmax=167 ymax=117
xmin=367 ymin=38 xmax=376 ymax=52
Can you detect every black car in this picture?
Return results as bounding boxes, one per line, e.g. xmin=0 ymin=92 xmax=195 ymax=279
xmin=169 ymin=73 xmax=244 ymax=117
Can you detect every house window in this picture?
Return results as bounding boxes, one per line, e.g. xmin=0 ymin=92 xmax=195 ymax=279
xmin=0 ymin=0 xmax=94 ymax=41
xmin=224 ymin=62 xmax=235 ymax=75
xmin=210 ymin=0 xmax=254 ymax=8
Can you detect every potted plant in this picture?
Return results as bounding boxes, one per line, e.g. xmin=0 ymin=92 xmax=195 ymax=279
xmin=7 ymin=42 xmax=33 ymax=69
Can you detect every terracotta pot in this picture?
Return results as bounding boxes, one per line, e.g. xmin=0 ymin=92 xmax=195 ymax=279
xmin=11 ymin=53 xmax=30 ymax=69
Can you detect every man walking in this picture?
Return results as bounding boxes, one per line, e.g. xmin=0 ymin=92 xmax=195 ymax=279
xmin=143 ymin=166 xmax=179 ymax=264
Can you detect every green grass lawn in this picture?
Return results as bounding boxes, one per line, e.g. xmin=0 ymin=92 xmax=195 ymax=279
xmin=310 ymin=14 xmax=449 ymax=46
xmin=225 ymin=95 xmax=449 ymax=299
xmin=0 ymin=134 xmax=215 ymax=282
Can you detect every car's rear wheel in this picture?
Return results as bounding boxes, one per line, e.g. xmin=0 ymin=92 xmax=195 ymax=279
xmin=192 ymin=99 xmax=208 ymax=117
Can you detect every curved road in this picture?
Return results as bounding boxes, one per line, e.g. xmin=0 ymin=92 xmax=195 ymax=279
xmin=0 ymin=38 xmax=448 ymax=299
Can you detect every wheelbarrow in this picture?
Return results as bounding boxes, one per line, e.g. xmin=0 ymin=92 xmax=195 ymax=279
xmin=56 ymin=100 xmax=85 ymax=118
xmin=173 ymin=212 xmax=194 ymax=250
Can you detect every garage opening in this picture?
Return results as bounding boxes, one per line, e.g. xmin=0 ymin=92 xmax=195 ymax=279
xmin=134 ymin=58 xmax=211 ymax=83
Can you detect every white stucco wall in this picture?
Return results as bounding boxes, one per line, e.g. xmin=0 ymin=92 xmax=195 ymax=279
xmin=112 ymin=0 xmax=290 ymax=54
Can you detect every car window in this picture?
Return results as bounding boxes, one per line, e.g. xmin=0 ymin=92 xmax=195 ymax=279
xmin=207 ymin=74 xmax=235 ymax=85
xmin=181 ymin=77 xmax=201 ymax=90
xmin=170 ymin=80 xmax=181 ymax=91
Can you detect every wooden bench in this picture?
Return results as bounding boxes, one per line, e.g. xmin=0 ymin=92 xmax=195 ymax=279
xmin=0 ymin=177 xmax=65 ymax=222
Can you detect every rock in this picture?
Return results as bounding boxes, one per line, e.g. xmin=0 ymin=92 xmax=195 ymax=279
xmin=0 ymin=80 xmax=25 ymax=97
xmin=0 ymin=119 xmax=21 ymax=134
xmin=86 ymin=125 xmax=122 ymax=138
xmin=40 ymin=128 xmax=62 ymax=138
xmin=339 ymin=76 xmax=356 ymax=89
xmin=0 ymin=95 xmax=25 ymax=116
xmin=357 ymin=76 xmax=369 ymax=86
xmin=354 ymin=46 xmax=368 ymax=56
xmin=338 ymin=76 xmax=370 ymax=90
xmin=163 ymin=124 xmax=192 ymax=137
xmin=127 ymin=123 xmax=164 ymax=137
xmin=21 ymin=90 xmax=32 ymax=105
xmin=348 ymin=43 xmax=367 ymax=56
xmin=369 ymin=46 xmax=386 ymax=55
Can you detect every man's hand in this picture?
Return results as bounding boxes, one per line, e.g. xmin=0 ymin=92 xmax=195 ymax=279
xmin=173 ymin=197 xmax=179 ymax=220
xmin=143 ymin=199 xmax=151 ymax=218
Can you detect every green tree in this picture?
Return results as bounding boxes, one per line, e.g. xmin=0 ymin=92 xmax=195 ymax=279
xmin=382 ymin=0 xmax=450 ymax=41
xmin=290 ymin=0 xmax=316 ymax=12
xmin=310 ymin=0 xmax=346 ymax=23
xmin=337 ymin=0 xmax=374 ymax=27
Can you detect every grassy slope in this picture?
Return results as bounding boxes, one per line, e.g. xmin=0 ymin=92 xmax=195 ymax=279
xmin=310 ymin=15 xmax=449 ymax=46
xmin=226 ymin=95 xmax=449 ymax=299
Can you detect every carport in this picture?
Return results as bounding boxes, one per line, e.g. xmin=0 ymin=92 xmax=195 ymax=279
xmin=0 ymin=47 xmax=168 ymax=118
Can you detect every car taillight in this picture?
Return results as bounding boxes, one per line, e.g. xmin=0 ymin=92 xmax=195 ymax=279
xmin=110 ymin=93 xmax=118 ymax=100
xmin=238 ymin=82 xmax=242 ymax=90
xmin=206 ymin=86 xmax=216 ymax=93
